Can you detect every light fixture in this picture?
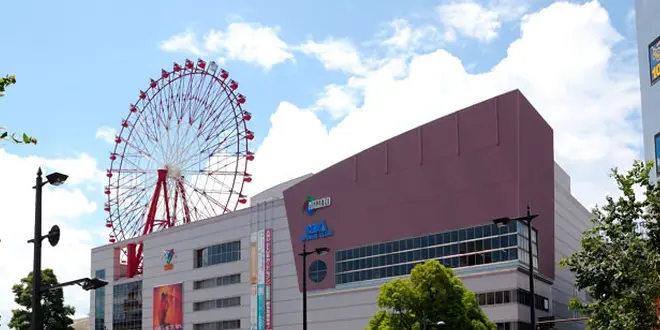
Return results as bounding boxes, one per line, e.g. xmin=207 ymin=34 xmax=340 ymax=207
xmin=45 ymin=172 xmax=68 ymax=186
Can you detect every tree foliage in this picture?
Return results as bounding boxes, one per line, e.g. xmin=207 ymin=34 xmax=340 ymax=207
xmin=366 ymin=259 xmax=496 ymax=330
xmin=8 ymin=268 xmax=75 ymax=330
xmin=0 ymin=74 xmax=37 ymax=144
xmin=560 ymin=160 xmax=660 ymax=329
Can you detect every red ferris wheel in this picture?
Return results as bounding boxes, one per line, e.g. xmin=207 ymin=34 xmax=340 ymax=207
xmin=103 ymin=58 xmax=254 ymax=276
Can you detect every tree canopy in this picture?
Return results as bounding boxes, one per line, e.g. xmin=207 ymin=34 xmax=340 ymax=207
xmin=560 ymin=160 xmax=660 ymax=329
xmin=8 ymin=268 xmax=75 ymax=330
xmin=0 ymin=74 xmax=37 ymax=144
xmin=366 ymin=259 xmax=496 ymax=330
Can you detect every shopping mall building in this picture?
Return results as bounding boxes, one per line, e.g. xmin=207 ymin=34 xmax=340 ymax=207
xmin=89 ymin=90 xmax=591 ymax=330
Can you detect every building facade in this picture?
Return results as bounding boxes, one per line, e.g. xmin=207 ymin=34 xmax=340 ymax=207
xmin=636 ymin=0 xmax=660 ymax=180
xmin=89 ymin=90 xmax=591 ymax=330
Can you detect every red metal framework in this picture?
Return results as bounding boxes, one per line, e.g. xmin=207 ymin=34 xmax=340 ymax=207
xmin=104 ymin=58 xmax=254 ymax=277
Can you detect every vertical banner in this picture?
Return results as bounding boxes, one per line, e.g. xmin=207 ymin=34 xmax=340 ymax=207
xmin=265 ymin=228 xmax=273 ymax=330
xmin=257 ymin=229 xmax=266 ymax=330
xmin=250 ymin=233 xmax=258 ymax=330
xmin=152 ymin=283 xmax=183 ymax=330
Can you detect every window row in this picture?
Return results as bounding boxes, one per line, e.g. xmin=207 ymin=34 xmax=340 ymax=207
xmin=193 ymin=273 xmax=241 ymax=290
xmin=193 ymin=296 xmax=241 ymax=311
xmin=335 ymin=248 xmax=519 ymax=285
xmin=476 ymin=289 xmax=549 ymax=311
xmin=336 ymin=221 xmax=521 ymax=262
xmin=195 ymin=241 xmax=241 ymax=268
xmin=193 ymin=320 xmax=241 ymax=330
xmin=112 ymin=281 xmax=142 ymax=329
xmin=336 ymin=237 xmax=518 ymax=273
xmin=94 ymin=269 xmax=106 ymax=330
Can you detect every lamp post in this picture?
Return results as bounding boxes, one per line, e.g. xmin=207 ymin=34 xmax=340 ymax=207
xmin=28 ymin=168 xmax=68 ymax=330
xmin=492 ymin=205 xmax=539 ymax=330
xmin=298 ymin=242 xmax=329 ymax=330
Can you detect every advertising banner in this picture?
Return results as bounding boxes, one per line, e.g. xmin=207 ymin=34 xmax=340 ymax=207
xmin=257 ymin=229 xmax=266 ymax=330
xmin=152 ymin=283 xmax=183 ymax=330
xmin=265 ymin=228 xmax=273 ymax=330
xmin=250 ymin=232 xmax=258 ymax=329
xmin=650 ymin=36 xmax=660 ymax=86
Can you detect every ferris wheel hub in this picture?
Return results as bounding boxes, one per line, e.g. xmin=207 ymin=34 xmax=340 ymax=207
xmin=164 ymin=164 xmax=182 ymax=180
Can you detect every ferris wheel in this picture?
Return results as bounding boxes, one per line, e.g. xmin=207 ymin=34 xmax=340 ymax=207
xmin=104 ymin=58 xmax=254 ymax=272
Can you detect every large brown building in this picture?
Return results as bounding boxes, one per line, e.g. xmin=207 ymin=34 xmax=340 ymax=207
xmin=90 ymin=90 xmax=591 ymax=330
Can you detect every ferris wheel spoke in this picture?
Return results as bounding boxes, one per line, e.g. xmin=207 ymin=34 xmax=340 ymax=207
xmin=183 ymin=180 xmax=225 ymax=216
xmin=197 ymin=100 xmax=237 ymax=139
xmin=196 ymin=84 xmax=232 ymax=131
xmin=188 ymin=75 xmax=215 ymax=123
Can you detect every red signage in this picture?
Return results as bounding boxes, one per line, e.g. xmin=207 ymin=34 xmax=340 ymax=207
xmin=265 ymin=228 xmax=273 ymax=330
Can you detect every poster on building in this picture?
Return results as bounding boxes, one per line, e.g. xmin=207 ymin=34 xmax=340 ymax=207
xmin=250 ymin=232 xmax=258 ymax=330
xmin=650 ymin=35 xmax=660 ymax=86
xmin=257 ymin=229 xmax=266 ymax=330
xmin=152 ymin=283 xmax=183 ymax=330
xmin=265 ymin=228 xmax=273 ymax=330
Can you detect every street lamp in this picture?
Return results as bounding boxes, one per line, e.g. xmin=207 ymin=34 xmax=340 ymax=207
xmin=28 ymin=168 xmax=68 ymax=330
xmin=298 ymin=242 xmax=329 ymax=330
xmin=492 ymin=205 xmax=539 ymax=330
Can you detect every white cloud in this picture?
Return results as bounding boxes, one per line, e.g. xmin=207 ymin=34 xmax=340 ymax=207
xmin=95 ymin=126 xmax=116 ymax=144
xmin=159 ymin=31 xmax=206 ymax=57
xmin=203 ymin=23 xmax=294 ymax=69
xmin=383 ymin=19 xmax=439 ymax=51
xmin=311 ymin=84 xmax=360 ymax=120
xmin=0 ymin=149 xmax=103 ymax=329
xmin=160 ymin=23 xmax=293 ymax=70
xmin=248 ymin=0 xmax=641 ymax=213
xmin=436 ymin=0 xmax=528 ymax=42
xmin=437 ymin=1 xmax=502 ymax=42
xmin=297 ymin=38 xmax=367 ymax=75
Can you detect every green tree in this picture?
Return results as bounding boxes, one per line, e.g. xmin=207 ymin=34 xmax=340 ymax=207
xmin=0 ymin=74 xmax=37 ymax=144
xmin=560 ymin=160 xmax=660 ymax=329
xmin=8 ymin=268 xmax=75 ymax=330
xmin=366 ymin=259 xmax=496 ymax=330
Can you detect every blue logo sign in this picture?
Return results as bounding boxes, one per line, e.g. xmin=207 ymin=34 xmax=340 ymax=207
xmin=302 ymin=196 xmax=332 ymax=216
xmin=301 ymin=220 xmax=334 ymax=241
xmin=650 ymin=36 xmax=660 ymax=86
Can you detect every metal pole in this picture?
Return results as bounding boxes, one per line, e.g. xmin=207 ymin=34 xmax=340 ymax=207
xmin=526 ymin=206 xmax=536 ymax=330
xmin=32 ymin=168 xmax=43 ymax=330
xmin=302 ymin=242 xmax=308 ymax=330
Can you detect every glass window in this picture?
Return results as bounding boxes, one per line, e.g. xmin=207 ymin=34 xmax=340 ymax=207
xmin=421 ymin=248 xmax=428 ymax=259
xmin=429 ymin=234 xmax=436 ymax=246
xmin=484 ymin=224 xmax=492 ymax=237
xmin=309 ymin=260 xmax=327 ymax=283
xmin=392 ymin=241 xmax=399 ymax=252
xmin=112 ymin=281 xmax=142 ymax=329
xmin=487 ymin=292 xmax=495 ymax=305
xmin=475 ymin=226 xmax=483 ymax=239
xmin=421 ymin=236 xmax=428 ymax=247
xmin=468 ymin=241 xmax=475 ymax=253
xmin=467 ymin=227 xmax=475 ymax=240
xmin=459 ymin=229 xmax=467 ymax=241
xmin=450 ymin=231 xmax=458 ymax=242
xmin=414 ymin=237 xmax=421 ymax=248
xmin=503 ymin=290 xmax=511 ymax=303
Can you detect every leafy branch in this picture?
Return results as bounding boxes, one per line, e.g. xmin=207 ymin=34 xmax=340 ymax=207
xmin=0 ymin=74 xmax=37 ymax=145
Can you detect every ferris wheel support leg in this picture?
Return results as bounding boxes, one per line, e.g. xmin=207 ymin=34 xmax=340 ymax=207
xmin=162 ymin=182 xmax=172 ymax=227
xmin=178 ymin=177 xmax=191 ymax=223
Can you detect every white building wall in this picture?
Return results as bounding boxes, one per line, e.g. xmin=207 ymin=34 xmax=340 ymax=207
xmin=553 ymin=163 xmax=592 ymax=330
xmin=636 ymin=0 xmax=660 ymax=181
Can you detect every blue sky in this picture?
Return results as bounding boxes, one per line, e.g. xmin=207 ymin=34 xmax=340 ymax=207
xmin=0 ymin=0 xmax=641 ymax=321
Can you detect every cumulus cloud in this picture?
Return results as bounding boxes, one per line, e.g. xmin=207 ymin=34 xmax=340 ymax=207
xmin=161 ymin=23 xmax=293 ymax=70
xmin=437 ymin=0 xmax=528 ymax=42
xmin=297 ymin=38 xmax=367 ymax=75
xmin=203 ymin=23 xmax=294 ymax=69
xmin=159 ymin=31 xmax=206 ymax=57
xmin=0 ymin=149 xmax=103 ymax=329
xmin=95 ymin=126 xmax=116 ymax=144
xmin=248 ymin=0 xmax=641 ymax=212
